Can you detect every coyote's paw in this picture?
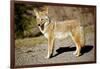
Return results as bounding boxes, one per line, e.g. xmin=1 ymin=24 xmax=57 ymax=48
xmin=75 ymin=53 xmax=81 ymax=57
xmin=45 ymin=53 xmax=53 ymax=59
xmin=73 ymin=50 xmax=77 ymax=55
xmin=73 ymin=51 xmax=81 ymax=57
xmin=45 ymin=55 xmax=50 ymax=59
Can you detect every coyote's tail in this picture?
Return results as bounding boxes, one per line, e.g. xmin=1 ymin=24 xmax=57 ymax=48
xmin=80 ymin=26 xmax=85 ymax=47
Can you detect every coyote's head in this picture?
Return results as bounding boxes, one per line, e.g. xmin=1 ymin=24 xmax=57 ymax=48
xmin=34 ymin=6 xmax=50 ymax=30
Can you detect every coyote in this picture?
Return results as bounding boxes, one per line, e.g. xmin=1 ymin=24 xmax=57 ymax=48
xmin=34 ymin=6 xmax=84 ymax=59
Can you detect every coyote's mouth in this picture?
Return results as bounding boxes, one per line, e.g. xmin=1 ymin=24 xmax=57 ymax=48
xmin=40 ymin=23 xmax=44 ymax=30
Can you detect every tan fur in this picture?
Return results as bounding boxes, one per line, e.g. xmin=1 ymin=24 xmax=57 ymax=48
xmin=34 ymin=6 xmax=84 ymax=58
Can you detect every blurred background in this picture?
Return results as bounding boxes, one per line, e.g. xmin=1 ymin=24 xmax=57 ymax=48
xmin=14 ymin=3 xmax=96 ymax=39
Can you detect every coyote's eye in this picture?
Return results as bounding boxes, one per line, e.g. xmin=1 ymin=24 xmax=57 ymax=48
xmin=41 ymin=19 xmax=44 ymax=21
xmin=46 ymin=18 xmax=49 ymax=21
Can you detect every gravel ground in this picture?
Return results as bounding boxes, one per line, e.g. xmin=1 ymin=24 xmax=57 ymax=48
xmin=15 ymin=33 xmax=95 ymax=66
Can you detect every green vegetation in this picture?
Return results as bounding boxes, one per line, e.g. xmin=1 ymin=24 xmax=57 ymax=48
xmin=15 ymin=3 xmax=39 ymax=38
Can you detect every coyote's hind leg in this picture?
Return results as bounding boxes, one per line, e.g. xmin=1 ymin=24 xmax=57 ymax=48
xmin=70 ymin=31 xmax=81 ymax=57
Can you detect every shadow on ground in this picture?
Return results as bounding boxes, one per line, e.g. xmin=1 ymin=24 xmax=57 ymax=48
xmin=52 ymin=45 xmax=93 ymax=57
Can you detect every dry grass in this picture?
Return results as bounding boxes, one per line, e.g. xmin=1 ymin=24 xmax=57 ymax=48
xmin=84 ymin=25 xmax=95 ymax=33
xmin=15 ymin=36 xmax=47 ymax=48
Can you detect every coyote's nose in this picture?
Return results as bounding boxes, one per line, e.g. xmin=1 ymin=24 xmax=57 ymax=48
xmin=38 ymin=24 xmax=40 ymax=26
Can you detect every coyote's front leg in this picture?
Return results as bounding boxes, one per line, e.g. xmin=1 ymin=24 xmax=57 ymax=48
xmin=45 ymin=34 xmax=55 ymax=59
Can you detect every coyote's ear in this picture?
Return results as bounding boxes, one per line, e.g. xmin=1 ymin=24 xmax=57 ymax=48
xmin=34 ymin=8 xmax=39 ymax=17
xmin=44 ymin=6 xmax=48 ymax=15
xmin=40 ymin=6 xmax=48 ymax=15
xmin=42 ymin=6 xmax=48 ymax=14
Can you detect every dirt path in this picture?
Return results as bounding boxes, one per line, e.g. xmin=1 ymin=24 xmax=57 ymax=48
xmin=15 ymin=33 xmax=95 ymax=66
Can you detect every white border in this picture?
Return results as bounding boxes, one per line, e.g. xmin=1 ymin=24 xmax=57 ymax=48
xmin=0 ymin=0 xmax=99 ymax=69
